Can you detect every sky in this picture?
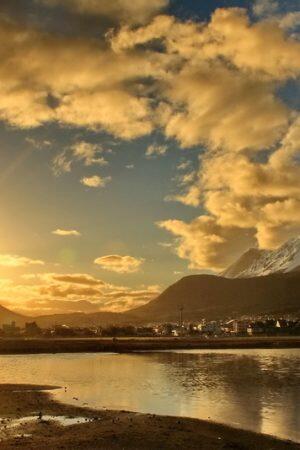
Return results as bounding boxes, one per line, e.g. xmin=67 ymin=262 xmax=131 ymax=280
xmin=0 ymin=0 xmax=299 ymax=316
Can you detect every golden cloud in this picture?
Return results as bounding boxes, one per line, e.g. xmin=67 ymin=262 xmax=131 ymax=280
xmin=145 ymin=144 xmax=168 ymax=158
xmin=51 ymin=273 xmax=104 ymax=286
xmin=0 ymin=17 xmax=158 ymax=137
xmin=0 ymin=7 xmax=298 ymax=146
xmin=0 ymin=5 xmax=299 ymax=271
xmin=80 ymin=175 xmax=111 ymax=188
xmin=158 ymin=216 xmax=256 ymax=271
xmin=53 ymin=141 xmax=108 ymax=175
xmin=163 ymin=63 xmax=289 ymax=151
xmin=0 ymin=254 xmax=45 ymax=267
xmin=0 ymin=272 xmax=160 ymax=314
xmin=39 ymin=284 xmax=101 ymax=298
xmin=160 ymin=116 xmax=300 ymax=269
xmin=52 ymin=229 xmax=81 ymax=236
xmin=94 ymin=255 xmax=144 ymax=273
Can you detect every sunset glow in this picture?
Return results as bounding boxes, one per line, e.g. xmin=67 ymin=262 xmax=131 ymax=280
xmin=0 ymin=0 xmax=299 ymax=316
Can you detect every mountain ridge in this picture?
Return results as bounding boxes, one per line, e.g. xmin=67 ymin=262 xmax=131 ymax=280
xmin=130 ymin=272 xmax=300 ymax=322
xmin=0 ymin=305 xmax=28 ymax=326
xmin=0 ymin=306 xmax=138 ymax=328
xmin=1 ymin=271 xmax=299 ymax=327
xmin=222 ymin=237 xmax=300 ymax=278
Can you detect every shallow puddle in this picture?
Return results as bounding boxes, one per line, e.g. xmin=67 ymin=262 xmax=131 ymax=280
xmin=0 ymin=415 xmax=94 ymax=440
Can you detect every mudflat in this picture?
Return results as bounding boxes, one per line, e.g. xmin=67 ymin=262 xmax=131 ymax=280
xmin=0 ymin=336 xmax=299 ymax=354
xmin=0 ymin=384 xmax=299 ymax=450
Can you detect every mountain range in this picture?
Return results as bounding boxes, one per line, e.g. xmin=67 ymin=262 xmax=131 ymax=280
xmin=222 ymin=237 xmax=300 ymax=278
xmin=0 ymin=305 xmax=138 ymax=328
xmin=1 ymin=237 xmax=299 ymax=327
xmin=2 ymin=272 xmax=299 ymax=327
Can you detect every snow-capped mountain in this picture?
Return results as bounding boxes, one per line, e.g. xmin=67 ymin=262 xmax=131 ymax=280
xmin=222 ymin=237 xmax=300 ymax=278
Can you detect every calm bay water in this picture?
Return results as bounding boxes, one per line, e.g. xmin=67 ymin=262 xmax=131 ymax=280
xmin=0 ymin=349 xmax=299 ymax=442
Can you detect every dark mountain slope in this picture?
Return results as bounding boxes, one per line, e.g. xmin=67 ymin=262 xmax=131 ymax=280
xmin=130 ymin=273 xmax=300 ymax=322
xmin=0 ymin=305 xmax=30 ymax=327
xmin=35 ymin=311 xmax=138 ymax=328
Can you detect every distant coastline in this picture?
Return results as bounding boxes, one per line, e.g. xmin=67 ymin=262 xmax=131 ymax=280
xmin=0 ymin=336 xmax=299 ymax=355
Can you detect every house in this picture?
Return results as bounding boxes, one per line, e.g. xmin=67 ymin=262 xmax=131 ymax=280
xmin=200 ymin=321 xmax=222 ymax=336
xmin=247 ymin=322 xmax=265 ymax=335
xmin=226 ymin=320 xmax=248 ymax=335
xmin=276 ymin=319 xmax=288 ymax=328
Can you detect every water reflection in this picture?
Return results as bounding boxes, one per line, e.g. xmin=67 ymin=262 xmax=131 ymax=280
xmin=0 ymin=349 xmax=298 ymax=442
xmin=143 ymin=350 xmax=299 ymax=439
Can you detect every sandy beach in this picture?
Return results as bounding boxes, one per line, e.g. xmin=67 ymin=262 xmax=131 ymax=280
xmin=0 ymin=384 xmax=298 ymax=450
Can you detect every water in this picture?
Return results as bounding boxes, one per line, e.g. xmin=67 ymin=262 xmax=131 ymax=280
xmin=0 ymin=349 xmax=299 ymax=442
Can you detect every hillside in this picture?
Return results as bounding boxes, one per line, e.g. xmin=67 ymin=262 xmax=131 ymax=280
xmin=1 ymin=272 xmax=299 ymax=328
xmin=130 ymin=272 xmax=300 ymax=322
xmin=35 ymin=311 xmax=138 ymax=328
xmin=222 ymin=237 xmax=300 ymax=278
xmin=0 ymin=305 xmax=29 ymax=327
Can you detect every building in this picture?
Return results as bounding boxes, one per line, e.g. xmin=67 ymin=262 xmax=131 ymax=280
xmin=199 ymin=321 xmax=222 ymax=336
xmin=25 ymin=322 xmax=41 ymax=336
xmin=2 ymin=321 xmax=20 ymax=336
xmin=226 ymin=320 xmax=248 ymax=335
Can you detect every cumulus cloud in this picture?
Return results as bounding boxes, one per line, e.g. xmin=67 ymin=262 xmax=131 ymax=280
xmin=80 ymin=175 xmax=111 ymax=188
xmin=0 ymin=254 xmax=44 ymax=267
xmin=0 ymin=16 xmax=158 ymax=137
xmin=0 ymin=4 xmax=300 ymax=272
xmin=159 ymin=116 xmax=300 ymax=269
xmin=0 ymin=6 xmax=298 ymax=142
xmin=170 ymin=185 xmax=201 ymax=208
xmin=158 ymin=216 xmax=256 ymax=271
xmin=25 ymin=137 xmax=52 ymax=149
xmin=52 ymin=229 xmax=81 ymax=236
xmin=53 ymin=141 xmax=108 ymax=175
xmin=94 ymin=255 xmax=144 ymax=273
xmin=163 ymin=63 xmax=289 ymax=151
xmin=166 ymin=169 xmax=201 ymax=207
xmin=177 ymin=161 xmax=192 ymax=171
xmin=105 ymin=7 xmax=297 ymax=271
xmin=145 ymin=144 xmax=168 ymax=158
xmin=253 ymin=0 xmax=300 ymax=32
xmin=112 ymin=8 xmax=300 ymax=80
xmin=279 ymin=12 xmax=300 ymax=31
xmin=253 ymin=0 xmax=279 ymax=18
xmin=72 ymin=141 xmax=108 ymax=166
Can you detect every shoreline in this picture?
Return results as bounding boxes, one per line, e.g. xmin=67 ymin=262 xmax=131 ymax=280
xmin=0 ymin=384 xmax=299 ymax=449
xmin=0 ymin=336 xmax=299 ymax=355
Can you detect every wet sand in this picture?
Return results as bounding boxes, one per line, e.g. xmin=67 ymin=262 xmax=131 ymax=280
xmin=0 ymin=384 xmax=299 ymax=449
xmin=0 ymin=336 xmax=299 ymax=354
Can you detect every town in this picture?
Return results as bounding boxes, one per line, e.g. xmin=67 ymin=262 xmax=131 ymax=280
xmin=1 ymin=316 xmax=300 ymax=338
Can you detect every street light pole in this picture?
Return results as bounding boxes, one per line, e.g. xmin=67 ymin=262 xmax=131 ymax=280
xmin=179 ymin=305 xmax=183 ymax=335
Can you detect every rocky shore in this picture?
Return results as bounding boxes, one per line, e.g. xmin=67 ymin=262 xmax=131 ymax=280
xmin=0 ymin=384 xmax=299 ymax=450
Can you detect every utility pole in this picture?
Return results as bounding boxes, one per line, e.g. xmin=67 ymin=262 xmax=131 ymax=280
xmin=179 ymin=305 xmax=184 ymax=335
